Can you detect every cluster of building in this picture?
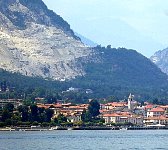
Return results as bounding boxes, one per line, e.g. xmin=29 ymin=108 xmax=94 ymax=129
xmin=0 ymin=99 xmax=22 ymax=109
xmin=36 ymin=94 xmax=168 ymax=127
xmin=37 ymin=103 xmax=88 ymax=123
xmin=0 ymin=93 xmax=168 ymax=127
xmin=101 ymin=94 xmax=168 ymax=126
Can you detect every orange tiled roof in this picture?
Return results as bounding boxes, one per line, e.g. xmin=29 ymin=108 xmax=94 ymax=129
xmin=120 ymin=112 xmax=132 ymax=115
xmin=103 ymin=112 xmax=142 ymax=118
xmin=37 ymin=104 xmax=50 ymax=109
xmin=62 ymin=103 xmax=72 ymax=106
xmin=160 ymin=105 xmax=168 ymax=109
xmin=145 ymin=115 xmax=168 ymax=120
xmin=149 ymin=107 xmax=165 ymax=112
xmin=105 ymin=102 xmax=126 ymax=107
xmin=145 ymin=104 xmax=154 ymax=109
xmin=53 ymin=104 xmax=63 ymax=108
xmin=103 ymin=113 xmax=121 ymax=117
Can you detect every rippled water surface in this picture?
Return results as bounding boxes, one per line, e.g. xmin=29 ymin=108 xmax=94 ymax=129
xmin=0 ymin=130 xmax=168 ymax=150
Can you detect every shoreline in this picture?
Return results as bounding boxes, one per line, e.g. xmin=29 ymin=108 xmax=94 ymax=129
xmin=1 ymin=126 xmax=168 ymax=131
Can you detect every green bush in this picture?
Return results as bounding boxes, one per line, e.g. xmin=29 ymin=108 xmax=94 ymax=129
xmin=42 ymin=122 xmax=49 ymax=127
xmin=32 ymin=121 xmax=39 ymax=126
xmin=0 ymin=122 xmax=6 ymax=127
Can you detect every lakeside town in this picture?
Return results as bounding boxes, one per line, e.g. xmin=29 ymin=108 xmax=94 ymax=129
xmin=0 ymin=92 xmax=168 ymax=131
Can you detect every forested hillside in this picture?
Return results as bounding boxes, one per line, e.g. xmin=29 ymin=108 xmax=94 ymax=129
xmin=1 ymin=46 xmax=168 ymax=103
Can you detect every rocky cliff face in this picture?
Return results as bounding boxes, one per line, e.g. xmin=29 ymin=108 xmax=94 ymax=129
xmin=150 ymin=48 xmax=168 ymax=75
xmin=0 ymin=0 xmax=92 ymax=80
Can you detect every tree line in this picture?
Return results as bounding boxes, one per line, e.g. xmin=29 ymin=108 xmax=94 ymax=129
xmin=0 ymin=99 xmax=104 ymax=127
xmin=0 ymin=103 xmax=54 ymax=127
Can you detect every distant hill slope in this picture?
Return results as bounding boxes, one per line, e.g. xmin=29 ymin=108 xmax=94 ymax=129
xmin=1 ymin=47 xmax=168 ymax=101
xmin=0 ymin=0 xmax=92 ymax=80
xmin=150 ymin=47 xmax=168 ymax=75
xmin=68 ymin=46 xmax=168 ymax=99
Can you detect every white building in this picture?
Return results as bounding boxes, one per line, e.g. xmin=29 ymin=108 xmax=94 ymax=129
xmin=102 ymin=113 xmax=143 ymax=126
xmin=144 ymin=116 xmax=168 ymax=126
xmin=147 ymin=107 xmax=165 ymax=117
xmin=67 ymin=114 xmax=82 ymax=123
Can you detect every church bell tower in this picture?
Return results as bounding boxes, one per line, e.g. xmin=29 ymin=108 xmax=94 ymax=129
xmin=128 ymin=93 xmax=133 ymax=110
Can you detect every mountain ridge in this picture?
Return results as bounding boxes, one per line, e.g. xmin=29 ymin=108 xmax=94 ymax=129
xmin=0 ymin=0 xmax=78 ymax=38
xmin=0 ymin=0 xmax=93 ymax=80
xmin=0 ymin=0 xmax=168 ymax=101
xmin=1 ymin=46 xmax=168 ymax=101
xmin=150 ymin=47 xmax=168 ymax=75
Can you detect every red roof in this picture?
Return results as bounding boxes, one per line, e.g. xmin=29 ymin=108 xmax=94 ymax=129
xmin=106 ymin=102 xmax=126 ymax=107
xmin=37 ymin=104 xmax=50 ymax=109
xmin=145 ymin=104 xmax=154 ymax=109
xmin=149 ymin=107 xmax=165 ymax=112
xmin=160 ymin=105 xmax=168 ymax=109
xmin=103 ymin=113 xmax=120 ymax=117
xmin=145 ymin=115 xmax=168 ymax=120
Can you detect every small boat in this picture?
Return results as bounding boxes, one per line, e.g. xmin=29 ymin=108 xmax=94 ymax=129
xmin=50 ymin=126 xmax=59 ymax=130
xmin=67 ymin=127 xmax=73 ymax=130
xmin=120 ymin=127 xmax=127 ymax=130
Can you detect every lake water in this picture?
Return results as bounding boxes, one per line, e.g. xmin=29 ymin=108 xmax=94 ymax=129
xmin=0 ymin=130 xmax=168 ymax=150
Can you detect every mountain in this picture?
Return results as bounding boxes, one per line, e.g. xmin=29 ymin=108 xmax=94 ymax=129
xmin=68 ymin=46 xmax=168 ymax=99
xmin=1 ymin=47 xmax=168 ymax=101
xmin=150 ymin=47 xmax=168 ymax=75
xmin=0 ymin=0 xmax=168 ymax=101
xmin=0 ymin=0 xmax=92 ymax=80
xmin=75 ymin=32 xmax=97 ymax=47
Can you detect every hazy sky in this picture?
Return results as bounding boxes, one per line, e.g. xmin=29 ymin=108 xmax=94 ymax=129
xmin=43 ymin=0 xmax=168 ymax=57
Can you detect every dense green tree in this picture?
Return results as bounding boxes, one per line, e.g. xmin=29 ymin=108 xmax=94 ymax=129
xmin=54 ymin=114 xmax=67 ymax=124
xmin=0 ymin=103 xmax=57 ymax=126
xmin=1 ymin=110 xmax=11 ymax=122
xmin=0 ymin=122 xmax=5 ymax=127
xmin=4 ymin=103 xmax=14 ymax=112
xmin=81 ymin=109 xmax=91 ymax=122
xmin=18 ymin=105 xmax=29 ymax=122
xmin=153 ymin=98 xmax=159 ymax=105
xmin=37 ymin=107 xmax=46 ymax=123
xmin=106 ymin=96 xmax=118 ymax=102
xmin=38 ymin=107 xmax=45 ymax=114
xmin=30 ymin=104 xmax=38 ymax=122
xmin=45 ymin=95 xmax=57 ymax=104
xmin=88 ymin=100 xmax=100 ymax=118
xmin=33 ymin=88 xmax=46 ymax=98
xmin=11 ymin=112 xmax=21 ymax=125
xmin=5 ymin=119 xmax=12 ymax=126
xmin=38 ymin=113 xmax=46 ymax=123
xmin=45 ymin=108 xmax=54 ymax=122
